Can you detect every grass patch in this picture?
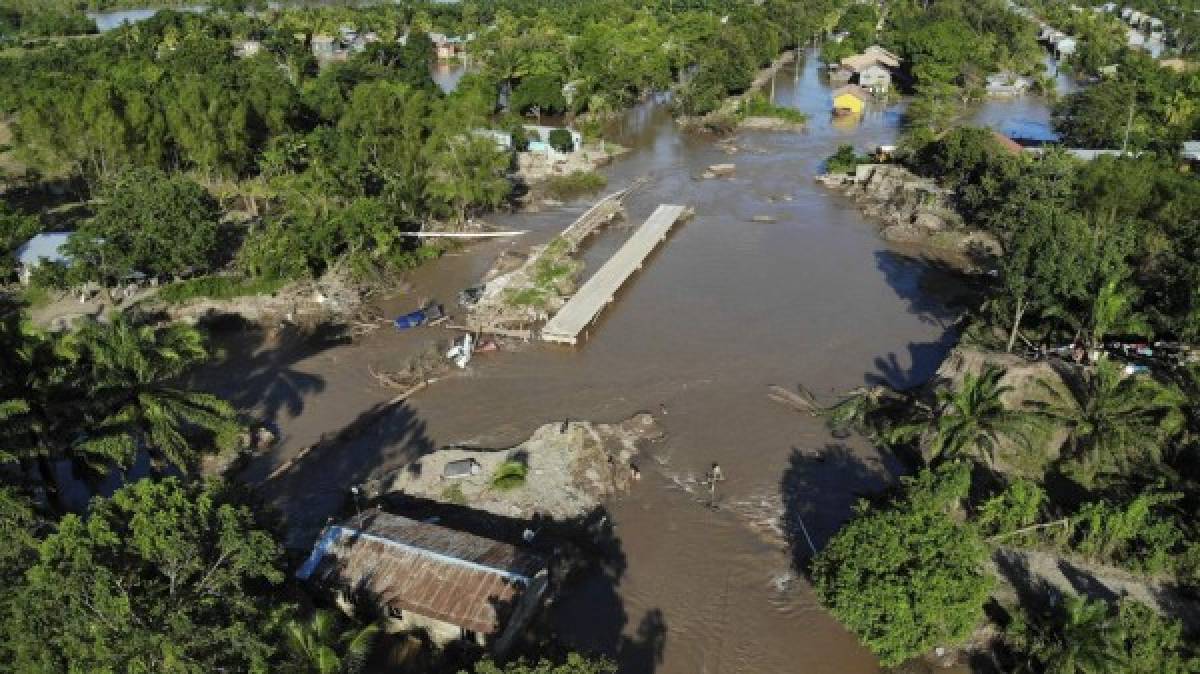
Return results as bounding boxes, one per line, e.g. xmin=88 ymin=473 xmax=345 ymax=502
xmin=156 ymin=276 xmax=287 ymax=305
xmin=543 ymin=170 xmax=608 ymax=199
xmin=824 ymin=144 xmax=873 ymax=175
xmin=504 ymin=286 xmax=550 ymax=308
xmin=741 ymin=93 xmax=809 ymax=125
xmin=491 ymin=460 xmax=528 ymax=491
xmin=503 ymin=236 xmax=581 ymax=309
xmin=19 ymin=283 xmax=52 ymax=309
xmin=441 ymin=483 xmax=468 ymax=505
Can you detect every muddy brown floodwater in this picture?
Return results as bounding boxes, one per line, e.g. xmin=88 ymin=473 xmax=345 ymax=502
xmin=195 ymin=51 xmax=1063 ymax=673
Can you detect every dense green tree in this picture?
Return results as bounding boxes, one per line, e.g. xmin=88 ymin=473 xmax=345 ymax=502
xmin=0 ymin=203 xmax=41 ymax=281
xmin=3 ymin=477 xmax=290 ymax=672
xmin=424 ymin=133 xmax=511 ymax=226
xmin=511 ymin=73 xmax=567 ymax=117
xmin=813 ymin=463 xmax=993 ymax=667
xmin=66 ymin=169 xmax=221 ymax=284
xmin=467 ymin=654 xmax=617 ymax=674
xmin=0 ymin=311 xmax=235 ymax=492
xmin=1115 ymin=600 xmax=1200 ymax=673
xmin=68 ymin=314 xmax=239 ymax=474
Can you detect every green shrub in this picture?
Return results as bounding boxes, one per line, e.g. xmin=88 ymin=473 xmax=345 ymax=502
xmin=491 ymin=460 xmax=528 ymax=491
xmin=825 ymin=144 xmax=865 ymax=175
xmin=543 ymin=171 xmax=607 ymax=199
xmin=19 ymin=282 xmax=52 ymax=308
xmin=548 ymin=129 xmax=575 ymax=153
xmin=156 ymin=276 xmax=287 ymax=305
xmin=812 ymin=464 xmax=993 ymax=666
xmin=441 ymin=483 xmax=468 ymax=506
xmin=741 ymin=93 xmax=809 ymax=124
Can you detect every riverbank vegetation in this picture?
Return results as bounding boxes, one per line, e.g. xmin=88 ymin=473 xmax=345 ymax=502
xmin=814 ymin=111 xmax=1200 ymax=666
xmin=1054 ymin=49 xmax=1200 ymax=151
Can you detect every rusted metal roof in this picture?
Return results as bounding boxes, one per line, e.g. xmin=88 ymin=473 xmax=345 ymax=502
xmin=298 ymin=512 xmax=546 ymax=634
xmin=990 ymin=130 xmax=1026 ymax=156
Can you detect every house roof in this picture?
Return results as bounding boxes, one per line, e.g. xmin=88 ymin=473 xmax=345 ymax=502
xmin=297 ymin=512 xmax=547 ymax=635
xmin=863 ymin=45 xmax=901 ymax=66
xmin=1182 ymin=141 xmax=1200 ymax=160
xmin=16 ymin=232 xmax=71 ymax=267
xmin=832 ymin=85 xmax=871 ymax=102
xmin=990 ymin=130 xmax=1025 ymax=156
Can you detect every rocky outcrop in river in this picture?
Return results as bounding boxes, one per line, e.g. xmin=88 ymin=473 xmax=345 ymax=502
xmin=818 ymin=163 xmax=1001 ymax=260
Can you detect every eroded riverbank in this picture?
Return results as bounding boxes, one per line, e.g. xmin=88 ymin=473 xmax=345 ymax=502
xmin=189 ymin=50 xmax=1060 ymax=673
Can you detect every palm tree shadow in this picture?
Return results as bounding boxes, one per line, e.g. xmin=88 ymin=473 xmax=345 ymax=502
xmin=254 ymin=399 xmax=437 ymax=548
xmin=865 ymin=250 xmax=979 ymax=390
xmin=191 ymin=317 xmax=335 ymax=428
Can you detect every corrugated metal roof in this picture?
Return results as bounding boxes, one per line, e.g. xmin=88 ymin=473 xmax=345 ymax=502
xmin=298 ymin=512 xmax=546 ymax=635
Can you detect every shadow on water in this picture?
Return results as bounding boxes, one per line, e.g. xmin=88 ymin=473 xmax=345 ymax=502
xmin=253 ymin=398 xmax=435 ymax=546
xmin=865 ymin=250 xmax=983 ymax=390
xmin=191 ymin=318 xmax=334 ymax=429
xmin=780 ymin=444 xmax=900 ymax=572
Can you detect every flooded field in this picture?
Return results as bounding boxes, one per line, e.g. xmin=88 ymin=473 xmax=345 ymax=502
xmin=196 ymin=50 xmax=1064 ymax=673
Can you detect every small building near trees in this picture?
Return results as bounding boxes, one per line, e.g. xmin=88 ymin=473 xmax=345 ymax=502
xmin=832 ymin=85 xmax=871 ymax=116
xmin=985 ymin=72 xmax=1035 ymax=97
xmin=311 ymin=34 xmax=337 ymax=60
xmin=429 ymin=32 xmax=473 ymax=60
xmin=858 ymin=64 xmax=892 ymax=94
xmin=297 ymin=511 xmax=549 ymax=656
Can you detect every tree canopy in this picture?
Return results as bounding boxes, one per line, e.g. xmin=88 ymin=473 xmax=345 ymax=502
xmin=4 ymin=477 xmax=289 ymax=673
xmin=812 ymin=463 xmax=993 ymax=666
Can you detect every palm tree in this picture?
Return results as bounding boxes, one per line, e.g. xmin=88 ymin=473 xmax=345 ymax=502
xmin=0 ymin=310 xmax=87 ymax=498
xmin=284 ymin=610 xmax=380 ymax=674
xmin=1010 ymin=597 xmax=1122 ymax=674
xmin=68 ymin=315 xmax=238 ymax=475
xmin=895 ymin=366 xmax=1035 ymax=466
xmin=1088 ymin=278 xmax=1151 ymax=348
xmin=1028 ymin=360 xmax=1185 ymax=485
xmin=824 ymin=384 xmax=917 ymax=440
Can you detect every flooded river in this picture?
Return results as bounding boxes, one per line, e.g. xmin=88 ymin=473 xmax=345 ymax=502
xmin=196 ymin=51 xmax=1065 ymax=673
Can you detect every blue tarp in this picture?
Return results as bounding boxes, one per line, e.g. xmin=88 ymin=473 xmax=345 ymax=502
xmin=394 ymin=309 xmax=428 ymax=329
xmin=393 ymin=303 xmax=444 ymax=330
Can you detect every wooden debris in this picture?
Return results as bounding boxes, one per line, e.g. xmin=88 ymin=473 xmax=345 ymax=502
xmin=767 ymin=385 xmax=821 ymax=415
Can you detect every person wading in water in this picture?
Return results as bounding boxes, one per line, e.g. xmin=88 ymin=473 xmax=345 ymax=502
xmin=705 ymin=462 xmax=725 ymax=508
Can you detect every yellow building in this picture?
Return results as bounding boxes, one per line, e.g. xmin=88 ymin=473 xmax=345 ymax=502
xmin=832 ymin=85 xmax=870 ymax=116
